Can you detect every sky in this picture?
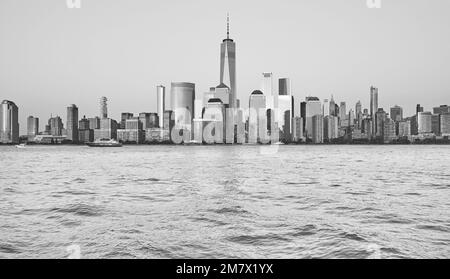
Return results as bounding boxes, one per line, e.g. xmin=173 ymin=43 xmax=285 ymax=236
xmin=1 ymin=0 xmax=449 ymax=134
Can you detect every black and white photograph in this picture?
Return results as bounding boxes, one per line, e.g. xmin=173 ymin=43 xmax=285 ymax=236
xmin=0 ymin=0 xmax=449 ymax=267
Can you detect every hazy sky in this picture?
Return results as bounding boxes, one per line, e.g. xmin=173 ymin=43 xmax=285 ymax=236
xmin=1 ymin=0 xmax=449 ymax=134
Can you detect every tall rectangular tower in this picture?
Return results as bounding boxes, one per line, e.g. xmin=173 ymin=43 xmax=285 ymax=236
xmin=157 ymin=85 xmax=165 ymax=128
xmin=27 ymin=116 xmax=39 ymax=141
xmin=370 ymin=86 xmax=379 ymax=136
xmin=220 ymin=15 xmax=236 ymax=108
xmin=67 ymin=104 xmax=79 ymax=143
xmin=0 ymin=100 xmax=19 ymax=144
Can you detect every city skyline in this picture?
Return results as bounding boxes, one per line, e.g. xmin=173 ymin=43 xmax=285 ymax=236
xmin=2 ymin=11 xmax=450 ymax=145
xmin=1 ymin=0 xmax=450 ymax=134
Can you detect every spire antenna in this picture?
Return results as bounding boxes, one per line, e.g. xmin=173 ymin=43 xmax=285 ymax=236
xmin=227 ymin=13 xmax=230 ymax=39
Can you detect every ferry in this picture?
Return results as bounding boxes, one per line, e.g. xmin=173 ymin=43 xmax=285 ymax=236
xmin=184 ymin=140 xmax=202 ymax=145
xmin=86 ymin=138 xmax=122 ymax=147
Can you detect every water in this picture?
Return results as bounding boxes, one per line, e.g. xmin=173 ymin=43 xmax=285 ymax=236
xmin=0 ymin=145 xmax=449 ymax=259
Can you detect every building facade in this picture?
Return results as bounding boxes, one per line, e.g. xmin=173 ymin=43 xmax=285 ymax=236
xmin=94 ymin=118 xmax=118 ymax=140
xmin=305 ymin=97 xmax=321 ymax=140
xmin=100 ymin=97 xmax=108 ymax=119
xmin=49 ymin=116 xmax=64 ymax=137
xmin=398 ymin=120 xmax=411 ymax=138
xmin=67 ymin=104 xmax=79 ymax=143
xmin=440 ymin=113 xmax=450 ymax=136
xmin=390 ymin=105 xmax=403 ymax=122
xmin=0 ymin=100 xmax=19 ymax=144
xmin=27 ymin=116 xmax=39 ymax=141
xmin=171 ymin=82 xmax=195 ymax=134
xmin=311 ymin=114 xmax=324 ymax=144
xmin=248 ymin=90 xmax=266 ymax=144
xmin=370 ymin=86 xmax=379 ymax=136
xmin=157 ymin=85 xmax=165 ymax=128
xmin=418 ymin=112 xmax=432 ymax=134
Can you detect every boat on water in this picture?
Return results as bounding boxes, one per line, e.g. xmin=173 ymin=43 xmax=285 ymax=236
xmin=15 ymin=143 xmax=26 ymax=149
xmin=273 ymin=142 xmax=285 ymax=145
xmin=184 ymin=140 xmax=202 ymax=145
xmin=86 ymin=138 xmax=122 ymax=147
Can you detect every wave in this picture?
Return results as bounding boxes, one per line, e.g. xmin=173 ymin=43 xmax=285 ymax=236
xmin=287 ymin=224 xmax=317 ymax=237
xmin=132 ymin=178 xmax=161 ymax=183
xmin=210 ymin=205 xmax=249 ymax=215
xmin=189 ymin=216 xmax=228 ymax=226
xmin=416 ymin=224 xmax=450 ymax=233
xmin=338 ymin=232 xmax=367 ymax=242
xmin=49 ymin=203 xmax=103 ymax=217
xmin=0 ymin=243 xmax=21 ymax=254
xmin=226 ymin=233 xmax=290 ymax=245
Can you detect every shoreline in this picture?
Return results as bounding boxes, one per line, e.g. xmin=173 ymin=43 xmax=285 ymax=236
xmin=2 ymin=142 xmax=450 ymax=147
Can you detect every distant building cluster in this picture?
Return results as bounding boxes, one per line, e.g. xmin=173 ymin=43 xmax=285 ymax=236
xmin=1 ymin=17 xmax=450 ymax=145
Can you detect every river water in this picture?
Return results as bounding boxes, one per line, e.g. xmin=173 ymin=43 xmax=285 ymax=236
xmin=0 ymin=145 xmax=449 ymax=258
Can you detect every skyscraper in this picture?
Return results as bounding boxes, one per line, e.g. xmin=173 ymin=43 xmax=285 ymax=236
xmin=278 ymin=95 xmax=294 ymax=142
xmin=348 ymin=109 xmax=355 ymax=127
xmin=171 ymin=82 xmax=195 ymax=131
xmin=100 ymin=97 xmax=108 ymax=119
xmin=278 ymin=78 xmax=291 ymax=96
xmin=440 ymin=113 xmax=450 ymax=136
xmin=157 ymin=85 xmax=166 ymax=128
xmin=323 ymin=99 xmax=330 ymax=117
xmin=390 ymin=105 xmax=403 ymax=122
xmin=383 ymin=118 xmax=397 ymax=143
xmin=78 ymin=116 xmax=93 ymax=143
xmin=375 ymin=108 xmax=386 ymax=139
xmin=370 ymin=86 xmax=379 ymax=136
xmin=27 ymin=116 xmax=39 ymax=141
xmin=0 ymin=100 xmax=19 ymax=144
xmin=79 ymin=116 xmax=90 ymax=130
xmin=433 ymin=105 xmax=450 ymax=115
xmin=278 ymin=79 xmax=293 ymax=141
xmin=431 ymin=114 xmax=441 ymax=136
xmin=416 ymin=104 xmax=424 ymax=114
xmin=355 ymin=101 xmax=362 ymax=129
xmin=418 ymin=112 xmax=432 ymax=134
xmin=48 ymin=116 xmax=64 ymax=137
xmin=398 ymin=120 xmax=411 ymax=138
xmin=163 ymin=110 xmax=175 ymax=141
xmin=324 ymin=115 xmax=339 ymax=142
xmin=262 ymin=72 xmax=273 ymax=96
xmin=88 ymin=117 xmax=100 ymax=130
xmin=329 ymin=95 xmax=336 ymax=116
xmin=300 ymin=101 xmax=306 ymax=132
xmin=312 ymin=114 xmax=324 ymax=144
xmin=262 ymin=73 xmax=276 ymax=110
xmin=220 ymin=14 xmax=236 ymax=108
xmin=339 ymin=102 xmax=347 ymax=124
xmin=94 ymin=118 xmax=118 ymax=140
xmin=67 ymin=104 xmax=79 ymax=143
xmin=292 ymin=117 xmax=303 ymax=142
xmin=248 ymin=90 xmax=266 ymax=143
xmin=305 ymin=97 xmax=321 ymax=139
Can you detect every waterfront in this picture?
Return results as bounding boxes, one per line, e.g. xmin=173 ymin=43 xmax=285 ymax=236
xmin=0 ymin=145 xmax=449 ymax=258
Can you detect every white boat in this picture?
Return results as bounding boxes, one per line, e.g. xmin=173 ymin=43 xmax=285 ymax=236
xmin=15 ymin=143 xmax=26 ymax=149
xmin=184 ymin=140 xmax=202 ymax=145
xmin=86 ymin=139 xmax=122 ymax=147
